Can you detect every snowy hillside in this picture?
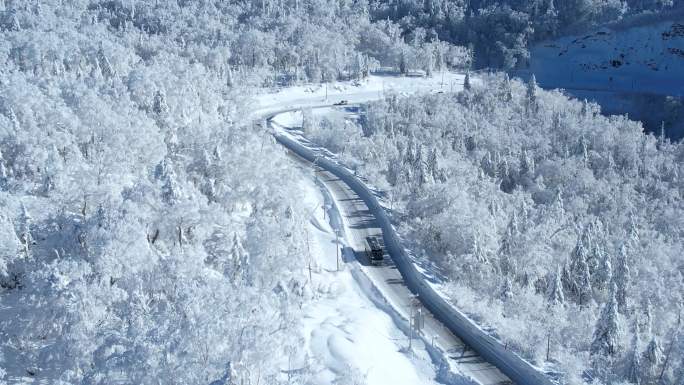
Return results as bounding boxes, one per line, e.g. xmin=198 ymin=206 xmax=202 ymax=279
xmin=2 ymin=1 xmax=683 ymax=385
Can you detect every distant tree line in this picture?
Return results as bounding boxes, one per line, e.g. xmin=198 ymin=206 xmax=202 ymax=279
xmin=368 ymin=0 xmax=679 ymax=68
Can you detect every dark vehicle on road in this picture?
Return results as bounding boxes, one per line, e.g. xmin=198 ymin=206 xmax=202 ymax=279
xmin=334 ymin=100 xmax=348 ymax=105
xmin=366 ymin=236 xmax=384 ymax=265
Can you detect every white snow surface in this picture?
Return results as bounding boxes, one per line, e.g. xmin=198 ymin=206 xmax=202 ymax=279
xmin=251 ymin=72 xmax=464 ymax=119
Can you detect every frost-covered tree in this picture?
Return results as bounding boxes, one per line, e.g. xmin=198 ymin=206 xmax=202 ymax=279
xmin=642 ymin=335 xmax=663 ymax=382
xmin=526 ymin=74 xmax=538 ymax=114
xmin=614 ymin=244 xmax=631 ymax=314
xmin=499 ymin=73 xmax=513 ymax=102
xmin=153 ymin=89 xmax=169 ymax=116
xmin=591 ymin=284 xmax=623 ymax=356
xmin=547 ymin=265 xmax=565 ymax=306
xmin=593 ymin=252 xmax=612 ymax=294
xmin=628 ymin=320 xmax=643 ymax=384
xmin=230 ymin=233 xmax=250 ymax=284
xmin=16 ymin=203 xmax=33 ymax=259
xmin=569 ymin=230 xmax=593 ymax=306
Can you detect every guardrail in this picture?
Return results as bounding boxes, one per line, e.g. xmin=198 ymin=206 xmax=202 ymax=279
xmin=273 ymin=127 xmax=555 ymax=385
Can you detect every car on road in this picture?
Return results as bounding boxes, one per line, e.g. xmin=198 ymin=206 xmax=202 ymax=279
xmin=365 ymin=236 xmax=384 ymax=265
xmin=333 ymin=100 xmax=348 ymax=106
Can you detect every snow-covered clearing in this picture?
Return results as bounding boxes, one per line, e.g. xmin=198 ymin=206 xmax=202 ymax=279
xmin=251 ymin=72 xmax=465 ymax=119
xmin=293 ymin=161 xmax=439 ymax=385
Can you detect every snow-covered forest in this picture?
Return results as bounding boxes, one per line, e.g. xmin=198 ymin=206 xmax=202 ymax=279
xmin=0 ymin=0 xmax=461 ymax=383
xmin=2 ymin=0 xmax=683 ymax=384
xmin=301 ymin=74 xmax=684 ymax=384
xmin=369 ymin=0 xmax=682 ymax=68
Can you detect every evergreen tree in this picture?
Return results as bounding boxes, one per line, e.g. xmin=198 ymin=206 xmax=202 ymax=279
xmin=581 ymin=99 xmax=591 ymax=119
xmin=501 ymin=275 xmax=513 ymax=300
xmin=657 ymin=121 xmax=668 ymax=150
xmin=628 ymin=320 xmax=642 ymax=385
xmin=386 ymin=157 xmax=401 ymax=186
xmin=538 ymin=0 xmax=559 ymax=38
xmin=426 ymin=148 xmax=439 ymax=181
xmin=471 ymin=232 xmax=488 ymax=264
xmin=97 ymin=47 xmax=116 ymax=79
xmin=226 ymin=65 xmax=234 ymax=87
xmin=17 ymin=203 xmax=33 ymax=259
xmin=628 ymin=215 xmax=640 ymax=249
xmin=0 ymin=158 xmax=7 ymax=185
xmin=158 ymin=159 xmax=181 ymax=205
xmin=399 ymin=49 xmax=408 ymax=75
xmin=576 ymin=258 xmax=593 ymax=306
xmin=642 ymin=336 xmax=663 ymax=381
xmin=640 ymin=298 xmax=653 ymax=337
xmin=519 ymin=149 xmax=534 ymax=176
xmin=464 ymin=71 xmax=471 ymax=91
xmin=230 ymin=233 xmax=250 ymax=283
xmin=7 ymin=106 xmax=20 ymax=132
xmin=499 ymin=73 xmax=512 ymax=102
xmin=614 ymin=244 xmax=631 ymax=314
xmin=593 ymin=252 xmax=612 ymax=293
xmin=153 ymin=89 xmax=169 ymax=116
xmin=591 ymin=283 xmax=623 ymax=356
xmin=526 ymin=74 xmax=538 ymax=114
xmin=547 ymin=265 xmax=565 ymax=306
xmin=554 ymin=187 xmax=565 ymax=218
xmin=570 ymin=230 xmax=593 ymax=306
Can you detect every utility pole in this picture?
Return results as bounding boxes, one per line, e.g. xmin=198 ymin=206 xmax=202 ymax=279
xmin=305 ymin=226 xmax=312 ymax=283
xmin=546 ymin=333 xmax=551 ymax=361
xmin=409 ymin=302 xmax=414 ymax=350
xmin=408 ymin=295 xmax=421 ymax=351
xmin=336 ymin=229 xmax=340 ymax=271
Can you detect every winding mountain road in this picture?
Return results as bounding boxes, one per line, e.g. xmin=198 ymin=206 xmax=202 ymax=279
xmin=250 ymin=73 xmax=554 ymax=385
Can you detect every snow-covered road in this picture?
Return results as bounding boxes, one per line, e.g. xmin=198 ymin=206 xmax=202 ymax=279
xmin=250 ymin=73 xmax=553 ymax=385
xmin=312 ymin=154 xmax=512 ymax=385
xmin=272 ymin=112 xmax=511 ymax=385
xmin=288 ymin=153 xmax=442 ymax=385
